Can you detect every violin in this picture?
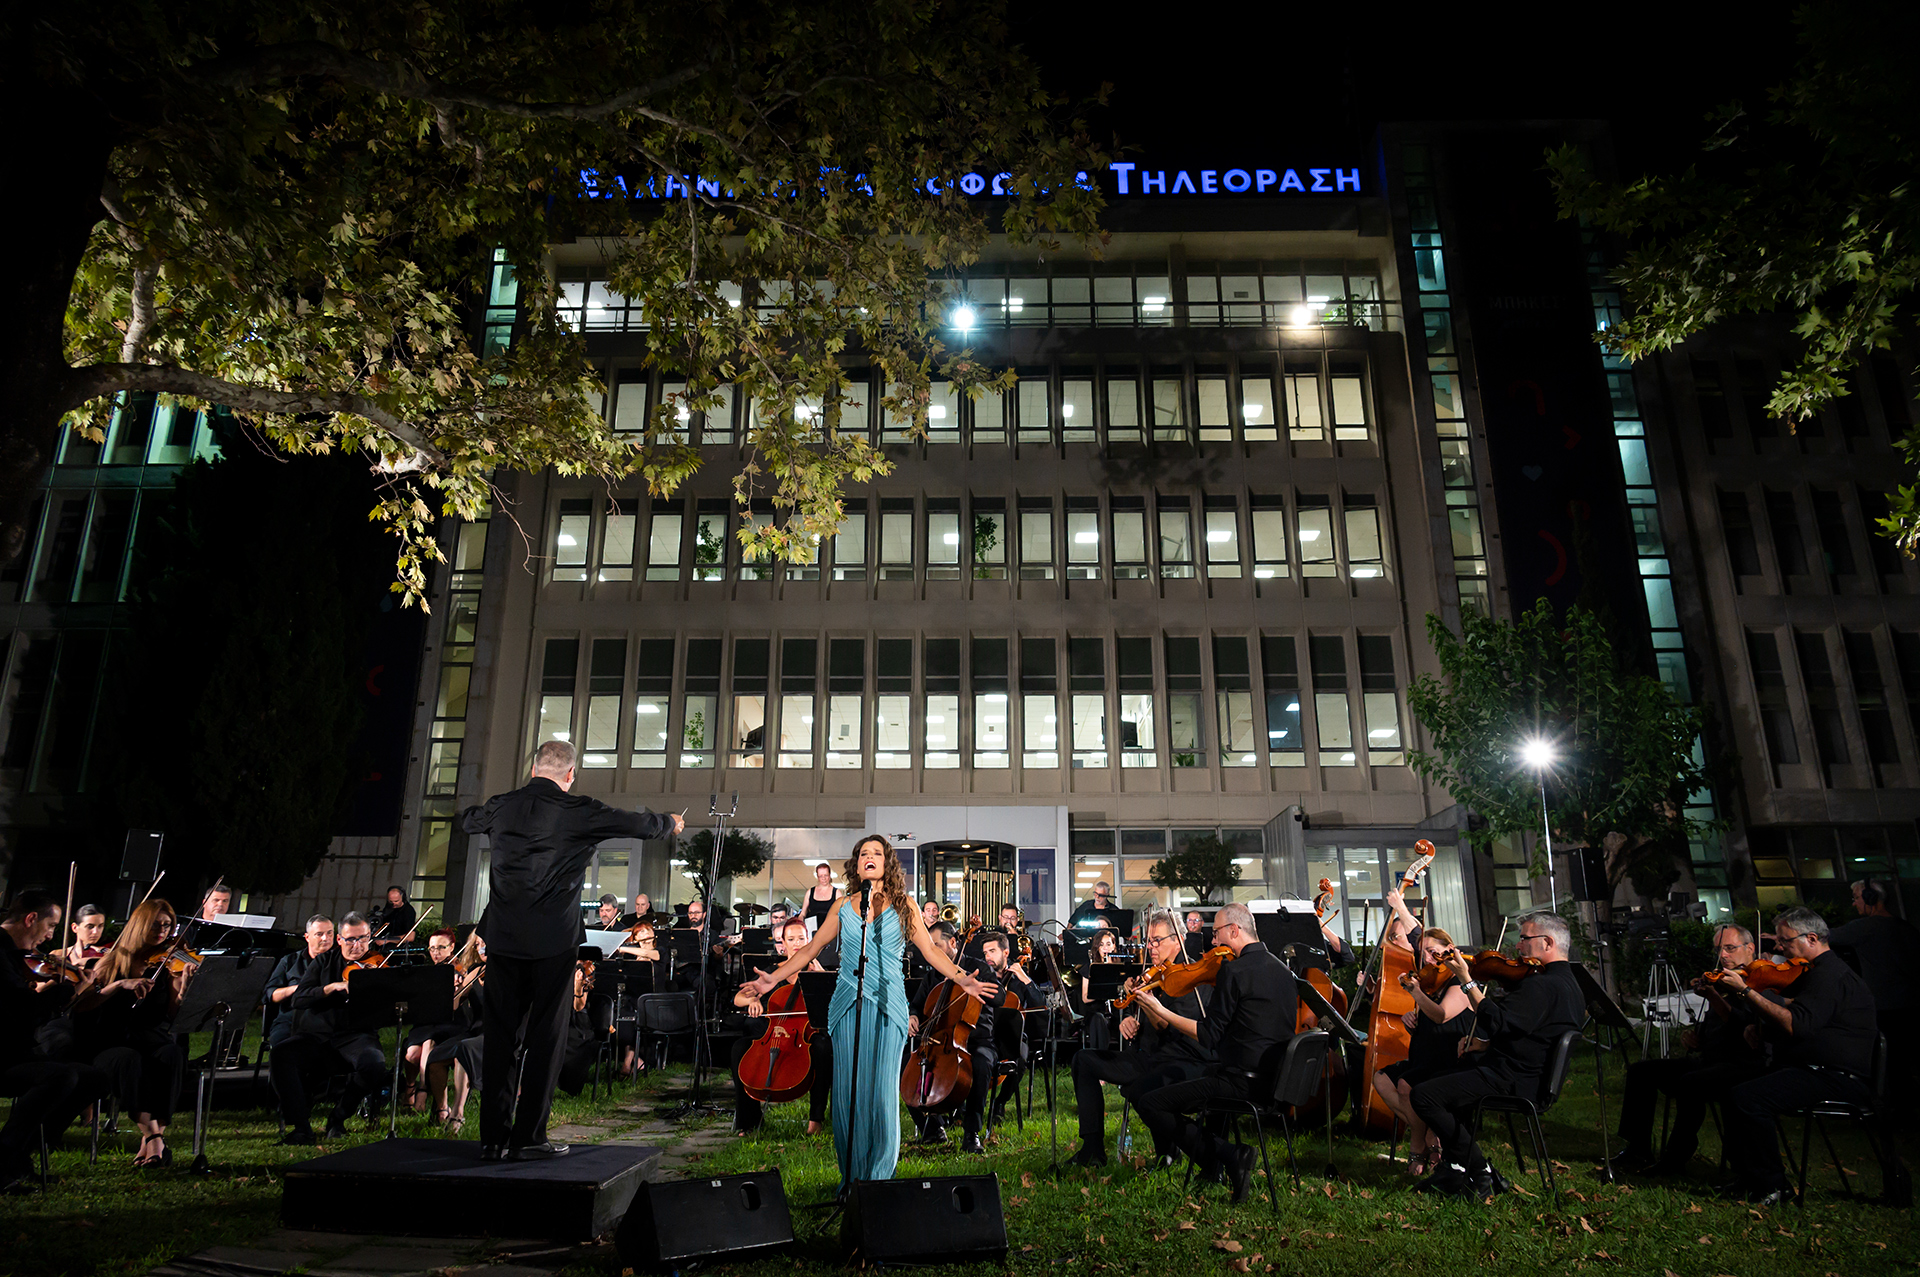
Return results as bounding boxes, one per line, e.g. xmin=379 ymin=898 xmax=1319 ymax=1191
xmin=1114 ymin=943 xmax=1236 ymax=1009
xmin=1412 ymin=947 xmax=1545 ymax=997
xmin=1700 ymin=956 xmax=1811 ymax=993
xmin=24 ymin=951 xmax=89 ymax=986
xmin=573 ymin=959 xmax=597 ymax=1013
xmin=737 ymin=974 xmax=815 ymax=1103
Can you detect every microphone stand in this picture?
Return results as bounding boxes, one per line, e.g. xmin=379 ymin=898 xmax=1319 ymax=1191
xmin=664 ymin=793 xmax=736 ymax=1120
xmin=840 ymin=878 xmax=874 ymax=1202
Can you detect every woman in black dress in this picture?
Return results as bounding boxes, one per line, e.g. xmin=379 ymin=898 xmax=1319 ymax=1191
xmin=67 ymin=899 xmax=188 ymax=1167
xmin=1371 ymin=925 xmax=1473 ymax=1174
xmin=801 ymin=862 xmax=837 ymax=933
xmin=1078 ymin=928 xmax=1123 ymax=1049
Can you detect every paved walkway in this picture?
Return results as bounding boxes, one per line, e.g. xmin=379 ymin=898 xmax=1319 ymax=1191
xmin=147 ymin=1082 xmax=743 ymax=1277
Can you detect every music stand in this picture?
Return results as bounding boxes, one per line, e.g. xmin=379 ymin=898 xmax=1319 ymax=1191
xmin=739 ymin=926 xmax=774 ymax=955
xmin=1296 ymin=978 xmax=1364 ymax=1176
xmin=1084 ymin=963 xmax=1142 ymax=1005
xmin=344 ymin=965 xmax=455 ymax=1139
xmin=173 ymin=952 xmax=277 ymax=1175
xmin=1253 ymin=906 xmax=1328 ymax=972
xmin=1570 ymin=962 xmax=1637 ymax=1181
xmin=797 ymin=972 xmax=836 ymax=1031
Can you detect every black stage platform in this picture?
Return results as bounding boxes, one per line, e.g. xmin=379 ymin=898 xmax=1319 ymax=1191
xmin=282 ymin=1139 xmax=660 ymax=1240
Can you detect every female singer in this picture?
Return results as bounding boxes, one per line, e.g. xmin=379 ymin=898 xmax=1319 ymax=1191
xmin=745 ymin=836 xmax=991 ymax=1190
xmin=1079 ymin=928 xmax=1122 ymax=1049
xmin=801 ymin=862 xmax=838 ymax=934
xmin=67 ymin=899 xmax=189 ymax=1167
xmin=62 ymin=904 xmax=109 ymax=971
xmin=1372 ymin=924 xmax=1473 ymax=1174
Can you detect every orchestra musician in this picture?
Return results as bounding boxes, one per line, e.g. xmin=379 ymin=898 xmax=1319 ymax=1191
xmin=906 ymin=921 xmax=964 ymax=1145
xmin=1069 ymin=908 xmax=1216 ymax=1167
xmin=1608 ymin=922 xmax=1765 ymax=1176
xmin=1409 ymin=911 xmax=1584 ymax=1199
xmin=1182 ymin=910 xmax=1210 ymax=960
xmin=1716 ymin=906 xmax=1881 ymax=1205
xmin=265 ymin=916 xmax=335 ymax=1050
xmin=921 ymin=900 xmax=941 ymax=929
xmin=368 ymin=887 xmax=417 ymax=950
xmin=459 ymin=738 xmax=683 ymax=1162
xmin=197 ymin=885 xmax=232 ymax=925
xmin=62 ymin=905 xmax=108 ymax=971
xmin=401 ymin=929 xmax=465 ymax=1114
xmin=743 ymin=835 xmax=990 ymax=1192
xmin=730 ymin=917 xmax=832 ymax=1136
xmin=1129 ymin=903 xmax=1296 ymax=1202
xmin=1069 ymin=881 xmax=1126 ymax=932
xmin=955 ymin=930 xmax=1046 ymax=1153
xmin=801 ymin=862 xmax=838 ymax=934
xmin=617 ymin=893 xmax=654 ymax=931
xmin=675 ymin=898 xmax=727 ymax=995
xmin=0 ymin=891 xmax=110 ymax=1193
xmin=1828 ymin=879 xmax=1916 ymax=1113
xmin=425 ymin=931 xmax=487 ymax=1132
xmin=1370 ymin=925 xmax=1473 ymax=1176
xmin=1079 ymin=928 xmax=1123 ymax=1049
xmin=269 ymin=912 xmax=390 ymax=1144
xmin=594 ymin=895 xmax=624 ymax=930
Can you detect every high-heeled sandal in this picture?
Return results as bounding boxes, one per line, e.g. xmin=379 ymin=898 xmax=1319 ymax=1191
xmin=444 ymin=1115 xmax=465 ymax=1137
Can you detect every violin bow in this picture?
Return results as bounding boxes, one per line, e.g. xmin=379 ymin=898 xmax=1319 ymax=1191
xmin=138 ymin=870 xmax=166 ymax=907
xmin=61 ymin=861 xmax=76 ymax=964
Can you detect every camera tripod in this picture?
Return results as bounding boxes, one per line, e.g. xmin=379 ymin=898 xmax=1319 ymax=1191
xmin=1638 ymin=945 xmax=1699 ymax=1059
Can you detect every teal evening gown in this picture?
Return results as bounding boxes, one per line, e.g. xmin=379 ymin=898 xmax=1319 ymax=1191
xmin=827 ymin=898 xmax=909 ymax=1190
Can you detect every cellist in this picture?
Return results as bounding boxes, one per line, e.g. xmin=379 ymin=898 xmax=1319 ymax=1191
xmin=729 ymin=918 xmax=832 ymax=1137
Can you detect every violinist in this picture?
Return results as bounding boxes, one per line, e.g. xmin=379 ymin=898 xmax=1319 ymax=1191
xmin=269 ymin=912 xmax=389 ymax=1145
xmin=1130 ymin=904 xmax=1295 ymax=1201
xmin=1717 ymin=907 xmax=1879 ymax=1205
xmin=265 ymin=916 xmax=335 ymax=1049
xmin=1373 ymin=926 xmax=1474 ymax=1176
xmin=0 ymin=891 xmax=110 ymax=1192
xmin=594 ymin=895 xmax=623 ymax=930
xmin=613 ymin=908 xmax=659 ymax=964
xmin=1410 ymin=911 xmax=1583 ymax=1199
xmin=1830 ymin=878 xmax=1917 ymax=1106
xmin=368 ymin=886 xmax=416 ymax=950
xmin=425 ymin=931 xmax=487 ymax=1132
xmin=62 ymin=904 xmax=108 ymax=972
xmin=401 ymin=929 xmax=465 ymax=1115
xmin=730 ymin=918 xmax=831 ymax=1136
xmin=66 ymin=899 xmax=192 ymax=1167
xmin=1069 ymin=909 xmax=1216 ymax=1167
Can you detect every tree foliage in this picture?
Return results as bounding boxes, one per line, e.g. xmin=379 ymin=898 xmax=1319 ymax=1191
xmin=1407 ymin=601 xmax=1722 ymax=886
xmin=680 ymin=827 xmax=774 ymax=908
xmin=1148 ymin=835 xmax=1243 ymax=906
xmin=1546 ymin=0 xmax=1920 ymax=549
xmin=14 ymin=0 xmax=1106 ymax=604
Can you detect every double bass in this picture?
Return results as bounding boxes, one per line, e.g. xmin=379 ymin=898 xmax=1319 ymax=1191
xmin=1353 ymin=842 xmax=1436 ymax=1134
xmin=1284 ymin=878 xmax=1352 ymax=1123
xmin=736 ymin=975 xmax=816 ymax=1104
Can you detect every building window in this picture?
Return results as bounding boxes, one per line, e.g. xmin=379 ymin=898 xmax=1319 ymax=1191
xmin=1859 ymin=488 xmax=1907 ymax=580
xmin=1359 ymin=635 xmax=1403 ymax=765
xmin=1795 ymin=630 xmax=1849 ymax=772
xmin=1262 ymin=635 xmax=1304 ymax=766
xmin=1106 ymin=371 xmax=1142 ymax=445
xmin=694 ymin=501 xmax=727 ymax=581
xmin=1844 ymin=631 xmax=1898 ymax=767
xmin=681 ymin=638 xmax=721 ymax=767
xmin=1070 ymin=637 xmax=1107 ymax=768
xmin=1197 ymin=372 xmax=1232 ymax=442
xmin=1345 ymin=494 xmax=1383 ymax=578
xmin=1766 ymin=489 xmax=1809 ymax=578
xmin=1111 ymin=497 xmax=1149 ymax=578
xmin=1896 ymin=633 xmax=1920 ymax=745
xmin=700 ymin=383 xmax=736 ymax=444
xmin=643 ymin=499 xmax=682 ymax=582
xmin=1330 ymin=358 xmax=1369 ymax=440
xmin=609 ymin=372 xmax=647 ymax=435
xmin=1748 ymin=630 xmax=1800 ymax=767
xmin=730 ymin=638 xmax=769 ymax=767
xmin=1117 ymin=636 xmax=1155 ymax=767
xmin=826 ymin=638 xmax=863 ymax=769
xmin=1242 ymin=372 xmax=1278 ymax=442
xmin=973 ymin=637 xmax=1010 ymax=767
xmin=833 ymin=500 xmax=867 ymax=580
xmin=581 ymin=638 xmax=625 ymax=767
xmin=972 ymin=498 xmax=1007 ymax=579
xmin=630 ymin=639 xmax=672 ymax=768
xmin=1213 ymin=635 xmax=1256 ymax=767
xmin=1159 ymin=497 xmax=1195 ymax=579
xmin=1311 ymin=634 xmax=1354 ymax=765
xmin=552 ymin=499 xmax=592 ymax=582
xmin=659 ymin=378 xmax=692 ymax=443
xmin=1166 ymin=636 xmax=1203 ymax=767
xmin=1065 ymin=498 xmax=1101 ymax=579
xmin=1284 ymin=357 xmax=1323 ymax=442
xmin=879 ymin=498 xmax=915 ymax=579
xmin=1017 ymin=376 xmax=1052 ymax=446
xmin=1019 ymin=498 xmax=1055 ymax=579
xmin=739 ymin=504 xmax=775 ymax=580
xmin=599 ymin=502 xmax=636 ymax=583
xmin=1719 ymin=489 xmax=1762 ymax=578
xmin=837 ymin=371 xmax=870 ymax=441
xmin=1251 ymin=495 xmax=1289 ymax=579
xmin=1020 ymin=637 xmax=1058 ymax=769
xmin=927 ymin=500 xmax=962 ymax=580
xmin=1152 ymin=372 xmax=1185 ymax=443
xmin=1204 ymin=497 xmax=1241 ymax=578
xmin=927 ymin=379 xmax=959 ymax=445
xmin=1693 ymin=359 xmax=1733 ymax=440
xmin=75 ymin=492 xmax=135 ymax=604
xmin=787 ymin=528 xmax=821 ymax=581
xmin=973 ymin=387 xmax=1006 ymax=445
xmin=875 ymin=637 xmax=912 ymax=769
xmin=1062 ymin=375 xmax=1096 ymax=442
xmin=536 ymin=637 xmax=578 ymax=746
xmin=924 ymin=638 xmax=961 ymax=768
xmin=1810 ymin=488 xmax=1857 ymax=578
xmin=1298 ymin=496 xmax=1335 ymax=576
xmin=778 ymin=637 xmax=817 ymax=768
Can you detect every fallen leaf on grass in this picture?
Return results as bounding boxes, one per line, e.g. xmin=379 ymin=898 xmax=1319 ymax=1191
xmin=1683 ymin=1204 xmax=1702 ymax=1214
xmin=1021 ymin=1173 xmax=1034 ymax=1188
xmin=1321 ymin=1183 xmax=1336 ymax=1199
xmin=1227 ymin=1260 xmax=1251 ymax=1273
xmin=1358 ymin=1189 xmax=1373 ymax=1199
xmin=1151 ymin=1232 xmax=1168 ymax=1243
xmin=1870 ymin=1242 xmax=1887 ymax=1250
xmin=1215 ymin=1240 xmax=1244 ymax=1253
xmin=1696 ymin=1236 xmax=1712 ymax=1245
xmin=1178 ymin=1221 xmax=1196 ymax=1231
xmin=1578 ymin=1218 xmax=1595 ymax=1234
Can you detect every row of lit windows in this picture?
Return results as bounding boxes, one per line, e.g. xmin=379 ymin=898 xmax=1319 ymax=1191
xmin=549 ymin=490 xmax=1391 ymax=586
xmin=54 ymin=394 xmax=224 ymax=471
xmin=600 ymin=354 xmax=1375 ymax=450
xmin=529 ymin=631 xmax=1407 ymax=773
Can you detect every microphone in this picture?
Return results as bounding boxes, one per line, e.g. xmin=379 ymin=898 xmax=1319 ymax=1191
xmin=860 ymin=878 xmax=873 ymax=913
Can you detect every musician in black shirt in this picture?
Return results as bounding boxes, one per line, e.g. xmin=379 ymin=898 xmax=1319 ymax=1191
xmin=461 ymin=739 xmax=682 ymax=1161
xmin=0 ymin=891 xmax=110 ymax=1191
xmin=1129 ymin=903 xmax=1297 ymax=1202
xmin=265 ymin=915 xmax=335 ymax=1049
xmin=958 ymin=931 xmax=1047 ymax=1153
xmin=1410 ymin=911 xmax=1585 ymax=1199
xmin=1611 ymin=922 xmax=1765 ymax=1175
xmin=1070 ymin=908 xmax=1215 ymax=1167
xmin=270 ymin=913 xmax=389 ymax=1143
xmin=1718 ymin=906 xmax=1879 ymax=1204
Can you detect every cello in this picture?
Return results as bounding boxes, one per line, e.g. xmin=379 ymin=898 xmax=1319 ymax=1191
xmin=900 ymin=973 xmax=986 ymax=1117
xmin=736 ymin=975 xmax=816 ymax=1104
xmin=1284 ymin=878 xmax=1352 ymax=1124
xmin=1352 ymin=842 xmax=1436 ymax=1134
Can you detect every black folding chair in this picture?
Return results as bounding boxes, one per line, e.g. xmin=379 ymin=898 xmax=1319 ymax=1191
xmin=636 ymin=992 xmax=698 ymax=1069
xmin=1472 ymin=1028 xmax=1581 ymax=1204
xmin=1184 ymin=1031 xmax=1335 ymax=1215
xmin=1775 ymin=1032 xmax=1900 ymax=1205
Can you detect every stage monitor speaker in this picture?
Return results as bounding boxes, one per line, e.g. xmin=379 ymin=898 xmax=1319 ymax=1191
xmin=844 ymin=1175 xmax=1007 ymax=1265
xmin=1568 ymin=845 xmax=1608 ymax=902
xmin=120 ymin=829 xmax=164 ymax=882
xmin=616 ymin=1172 xmax=791 ymax=1269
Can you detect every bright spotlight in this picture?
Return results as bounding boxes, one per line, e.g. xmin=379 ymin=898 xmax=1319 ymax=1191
xmin=951 ymin=304 xmax=977 ymax=331
xmin=1520 ymin=738 xmax=1555 ymax=769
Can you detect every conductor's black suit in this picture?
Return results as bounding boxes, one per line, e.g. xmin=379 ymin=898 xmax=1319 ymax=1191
xmin=462 ymin=777 xmax=673 ymax=1151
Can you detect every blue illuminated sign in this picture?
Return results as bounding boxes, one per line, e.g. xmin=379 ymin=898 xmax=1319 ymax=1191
xmin=578 ymin=163 xmax=1362 ymax=201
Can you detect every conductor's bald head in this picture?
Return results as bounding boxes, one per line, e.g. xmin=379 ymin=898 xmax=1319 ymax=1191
xmin=532 ymin=739 xmax=577 ymax=790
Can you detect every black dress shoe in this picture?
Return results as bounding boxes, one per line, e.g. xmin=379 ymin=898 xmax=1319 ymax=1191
xmin=1466 ymin=1162 xmax=1497 ymax=1199
xmin=917 ymin=1121 xmax=948 ymax=1145
xmin=1413 ymin=1163 xmax=1474 ymax=1197
xmin=278 ymin=1128 xmax=315 ymax=1147
xmin=961 ymin=1134 xmax=985 ymax=1154
xmin=510 ymin=1141 xmax=570 ymax=1160
xmin=321 ymin=1121 xmax=350 ymax=1141
xmin=480 ymin=1144 xmax=506 ymax=1162
xmin=1225 ymin=1144 xmax=1257 ymax=1204
xmin=1604 ymin=1146 xmax=1656 ymax=1176
xmin=1744 ymin=1186 xmax=1796 ymax=1207
xmin=1067 ymin=1145 xmax=1107 ymax=1167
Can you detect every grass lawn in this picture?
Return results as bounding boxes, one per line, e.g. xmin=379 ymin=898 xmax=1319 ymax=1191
xmin=2 ymin=1030 xmax=1912 ymax=1277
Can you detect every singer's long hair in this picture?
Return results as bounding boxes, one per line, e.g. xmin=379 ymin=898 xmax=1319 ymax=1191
xmin=842 ymin=835 xmax=920 ymax=935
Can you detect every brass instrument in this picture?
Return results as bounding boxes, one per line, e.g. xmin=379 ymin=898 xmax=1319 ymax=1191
xmin=1014 ymin=909 xmax=1034 ymax=963
xmin=939 ymin=903 xmax=960 ymax=924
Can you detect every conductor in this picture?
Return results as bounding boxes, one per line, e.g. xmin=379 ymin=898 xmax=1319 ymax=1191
xmin=461 ymin=739 xmax=684 ymax=1161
